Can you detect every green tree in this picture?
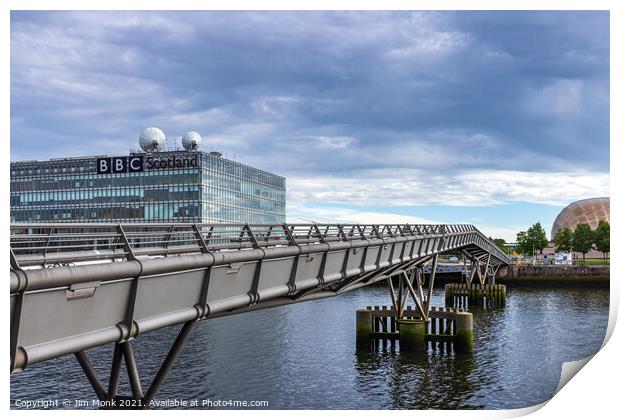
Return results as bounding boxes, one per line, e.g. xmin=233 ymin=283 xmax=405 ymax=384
xmin=515 ymin=231 xmax=531 ymax=256
xmin=594 ymin=220 xmax=610 ymax=262
xmin=527 ymin=222 xmax=548 ymax=255
xmin=492 ymin=238 xmax=511 ymax=254
xmin=572 ymin=223 xmax=594 ymax=263
xmin=554 ymin=228 xmax=573 ymax=253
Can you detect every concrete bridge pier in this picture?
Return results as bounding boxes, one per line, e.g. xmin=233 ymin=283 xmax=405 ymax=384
xmin=356 ymin=309 xmax=373 ymax=345
xmin=355 ymin=253 xmax=475 ymax=353
xmin=397 ymin=319 xmax=426 ymax=352
xmin=454 ymin=311 xmax=474 ymax=353
xmin=355 ymin=306 xmax=474 ymax=353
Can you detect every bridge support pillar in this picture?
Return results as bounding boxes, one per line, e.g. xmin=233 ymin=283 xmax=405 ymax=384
xmin=358 ymin=306 xmax=474 ymax=353
xmin=356 ymin=309 xmax=373 ymax=345
xmin=454 ymin=311 xmax=474 ymax=353
xmin=396 ymin=319 xmax=426 ymax=352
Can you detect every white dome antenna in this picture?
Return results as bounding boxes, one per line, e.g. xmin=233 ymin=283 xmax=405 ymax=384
xmin=182 ymin=131 xmax=202 ymax=151
xmin=139 ymin=127 xmax=166 ymax=152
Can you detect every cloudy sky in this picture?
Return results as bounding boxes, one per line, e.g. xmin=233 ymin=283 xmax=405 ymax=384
xmin=10 ymin=11 xmax=609 ymax=240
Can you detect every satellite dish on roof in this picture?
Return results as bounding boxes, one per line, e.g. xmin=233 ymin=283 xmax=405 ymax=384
xmin=139 ymin=127 xmax=166 ymax=152
xmin=182 ymin=131 xmax=202 ymax=151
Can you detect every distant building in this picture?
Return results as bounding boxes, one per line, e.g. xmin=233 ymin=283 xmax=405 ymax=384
xmin=10 ymin=128 xmax=286 ymax=224
xmin=551 ymin=197 xmax=609 ymax=240
xmin=544 ymin=197 xmax=610 ymax=260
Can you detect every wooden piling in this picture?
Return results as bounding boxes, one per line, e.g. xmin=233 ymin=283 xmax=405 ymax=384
xmin=444 ymin=283 xmax=507 ymax=309
xmin=356 ymin=309 xmax=373 ymax=345
xmin=438 ymin=307 xmax=445 ymax=335
xmin=454 ymin=309 xmax=474 ymax=353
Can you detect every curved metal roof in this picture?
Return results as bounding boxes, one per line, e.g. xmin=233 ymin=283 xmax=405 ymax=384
xmin=551 ymin=197 xmax=609 ymax=239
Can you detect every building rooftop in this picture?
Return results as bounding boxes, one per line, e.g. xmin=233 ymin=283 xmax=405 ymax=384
xmin=551 ymin=197 xmax=610 ymax=239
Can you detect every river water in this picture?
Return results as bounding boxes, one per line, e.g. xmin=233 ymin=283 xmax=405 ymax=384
xmin=11 ymin=284 xmax=609 ymax=410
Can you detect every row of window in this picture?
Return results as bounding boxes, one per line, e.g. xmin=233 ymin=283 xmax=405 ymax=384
xmin=12 ymin=173 xmax=284 ymax=202
xmin=11 ymin=202 xmax=282 ymax=224
xmin=12 ymin=191 xmax=285 ymax=214
xmin=14 ymin=200 xmax=284 ymax=219
xmin=11 ymin=171 xmax=201 ymax=191
xmin=11 ymin=152 xmax=285 ymax=189
xmin=11 ymin=205 xmax=201 ymax=223
xmin=11 ymin=188 xmax=200 ymax=205
xmin=202 ymin=171 xmax=284 ymax=200
xmin=201 ymin=154 xmax=285 ymax=189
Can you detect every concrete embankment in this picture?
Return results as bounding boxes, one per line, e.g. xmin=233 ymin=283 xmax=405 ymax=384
xmin=497 ymin=265 xmax=609 ymax=286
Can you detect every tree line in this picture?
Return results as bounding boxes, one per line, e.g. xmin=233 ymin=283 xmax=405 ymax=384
xmin=509 ymin=220 xmax=610 ymax=262
xmin=554 ymin=220 xmax=610 ymax=262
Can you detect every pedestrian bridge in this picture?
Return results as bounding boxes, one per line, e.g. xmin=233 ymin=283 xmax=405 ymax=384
xmin=10 ymin=223 xmax=511 ymax=405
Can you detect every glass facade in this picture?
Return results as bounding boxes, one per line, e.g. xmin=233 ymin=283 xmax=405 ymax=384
xmin=10 ymin=150 xmax=286 ymax=224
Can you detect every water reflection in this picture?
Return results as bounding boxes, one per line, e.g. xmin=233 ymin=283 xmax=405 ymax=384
xmin=356 ymin=346 xmax=481 ymax=409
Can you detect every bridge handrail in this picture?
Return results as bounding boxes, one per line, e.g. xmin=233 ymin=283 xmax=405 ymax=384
xmin=10 ymin=223 xmax=510 ymax=269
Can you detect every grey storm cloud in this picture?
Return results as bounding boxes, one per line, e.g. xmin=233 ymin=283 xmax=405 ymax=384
xmin=10 ymin=11 xmax=609 ymax=189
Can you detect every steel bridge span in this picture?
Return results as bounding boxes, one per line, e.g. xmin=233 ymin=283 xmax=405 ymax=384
xmin=10 ymin=223 xmax=511 ymax=406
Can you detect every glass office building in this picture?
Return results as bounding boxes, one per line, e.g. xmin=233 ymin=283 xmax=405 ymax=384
xmin=10 ymin=149 xmax=286 ymax=225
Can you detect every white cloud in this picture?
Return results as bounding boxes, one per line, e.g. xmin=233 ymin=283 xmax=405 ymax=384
xmin=206 ymin=122 xmax=276 ymax=151
xmin=252 ymin=96 xmax=300 ymax=118
xmin=287 ymin=203 xmax=526 ymax=242
xmin=314 ymin=136 xmax=356 ymax=149
xmin=156 ymin=107 xmax=232 ymax=131
xmin=387 ymin=30 xmax=473 ymax=58
xmin=480 ymin=46 xmax=513 ymax=60
xmin=287 ymin=203 xmax=439 ymax=225
xmin=58 ymin=11 xmax=196 ymax=41
xmin=287 ymin=169 xmax=609 ymax=208
xmin=525 ymin=79 xmax=584 ymax=117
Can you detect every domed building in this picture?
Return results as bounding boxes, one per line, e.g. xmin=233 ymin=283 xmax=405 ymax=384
xmin=551 ymin=197 xmax=610 ymax=239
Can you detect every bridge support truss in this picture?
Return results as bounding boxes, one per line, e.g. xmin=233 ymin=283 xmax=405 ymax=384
xmin=73 ymin=320 xmax=196 ymax=409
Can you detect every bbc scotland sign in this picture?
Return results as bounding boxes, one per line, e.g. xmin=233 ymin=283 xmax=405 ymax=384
xmin=97 ymin=155 xmax=198 ymax=174
xmin=97 ymin=156 xmax=143 ymax=174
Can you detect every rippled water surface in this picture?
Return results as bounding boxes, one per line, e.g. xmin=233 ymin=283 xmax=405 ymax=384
xmin=11 ymin=285 xmax=609 ymax=409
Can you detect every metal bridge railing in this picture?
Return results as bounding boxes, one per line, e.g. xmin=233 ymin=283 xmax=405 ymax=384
xmin=10 ymin=223 xmax=511 ymax=268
